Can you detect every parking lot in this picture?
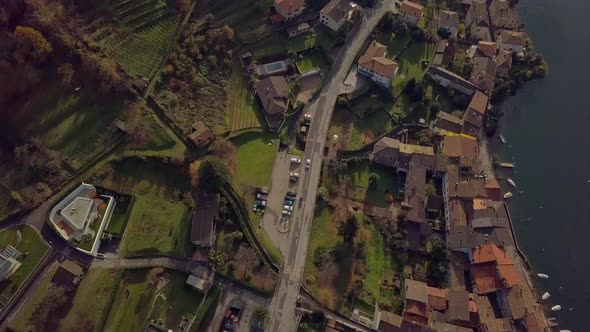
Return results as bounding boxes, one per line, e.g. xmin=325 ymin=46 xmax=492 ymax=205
xmin=260 ymin=150 xmax=310 ymax=256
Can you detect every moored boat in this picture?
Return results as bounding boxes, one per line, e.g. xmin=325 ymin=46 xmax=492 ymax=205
xmin=504 ymin=192 xmax=513 ymax=199
xmin=507 ymin=178 xmax=516 ymax=187
xmin=500 ymin=162 xmax=515 ymax=168
xmin=500 ymin=134 xmax=507 ymax=144
xmin=537 ymin=273 xmax=549 ymax=279
xmin=542 ymin=292 xmax=550 ymax=300
xmin=551 ymin=305 xmax=562 ymax=311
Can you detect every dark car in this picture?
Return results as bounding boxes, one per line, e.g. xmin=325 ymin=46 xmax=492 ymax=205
xmin=299 ymin=196 xmax=304 ymax=206
xmin=287 ymin=191 xmax=297 ymax=197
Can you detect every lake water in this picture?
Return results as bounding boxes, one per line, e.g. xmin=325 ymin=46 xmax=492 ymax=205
xmin=489 ymin=0 xmax=590 ymax=329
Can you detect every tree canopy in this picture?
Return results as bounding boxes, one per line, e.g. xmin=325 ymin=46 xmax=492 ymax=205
xmin=197 ymin=156 xmax=231 ymax=189
xmin=13 ymin=26 xmax=53 ymax=63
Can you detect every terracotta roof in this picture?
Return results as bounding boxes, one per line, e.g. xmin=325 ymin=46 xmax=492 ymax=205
xmin=498 ymin=264 xmax=522 ymax=287
xmin=274 ymin=0 xmax=305 ymax=15
xmin=447 ymin=289 xmax=470 ymax=323
xmin=477 ymin=41 xmax=497 ymax=58
xmin=471 ymin=262 xmax=504 ymax=294
xmin=434 ymin=112 xmax=463 ymax=134
xmin=467 ymin=0 xmax=489 ymax=28
xmin=427 ymin=287 xmax=448 ymax=311
xmin=469 ymin=57 xmax=497 ymax=92
xmin=255 ymin=76 xmax=290 ymax=117
xmin=359 ymin=41 xmax=399 ymax=79
xmin=400 ymin=0 xmax=424 ymax=18
xmin=438 ymin=10 xmax=459 ymax=29
xmin=405 ymin=279 xmax=429 ymax=303
xmin=448 ymin=199 xmax=467 ymax=227
xmin=500 ymin=30 xmax=526 ymax=46
xmin=379 ymin=311 xmax=404 ymax=331
xmin=442 ymin=135 xmax=478 ymax=168
xmin=472 ymin=243 xmax=512 ymax=265
xmin=404 ymin=299 xmax=430 ymax=322
xmin=322 ymin=0 xmax=351 ymax=22
xmin=496 ymin=50 xmax=513 ymax=69
xmin=484 ymin=318 xmax=513 ymax=331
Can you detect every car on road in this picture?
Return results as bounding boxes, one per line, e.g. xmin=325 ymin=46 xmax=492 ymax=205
xmin=287 ymin=191 xmax=297 ymax=197
xmin=305 ymin=159 xmax=311 ymax=169
xmin=299 ymin=197 xmax=303 ymax=206
xmin=290 ymin=172 xmax=299 ymax=181
xmin=283 ymin=205 xmax=293 ymax=211
xmin=290 ymin=157 xmax=301 ymax=164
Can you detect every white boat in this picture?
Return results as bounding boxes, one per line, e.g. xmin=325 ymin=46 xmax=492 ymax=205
xmin=504 ymin=192 xmax=513 ymax=199
xmin=542 ymin=292 xmax=550 ymax=300
xmin=551 ymin=305 xmax=562 ymax=311
xmin=537 ymin=273 xmax=549 ymax=279
xmin=560 ymin=330 xmax=572 ymax=332
xmin=499 ymin=134 xmax=507 ymax=144
xmin=507 ymin=178 xmax=516 ymax=187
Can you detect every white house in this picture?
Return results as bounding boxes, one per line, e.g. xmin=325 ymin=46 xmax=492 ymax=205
xmin=438 ymin=10 xmax=459 ymax=38
xmin=498 ymin=30 xmax=526 ymax=54
xmin=357 ymin=41 xmax=399 ymax=88
xmin=399 ymin=0 xmax=424 ymax=26
xmin=320 ymin=0 xmax=351 ymax=32
xmin=273 ymin=0 xmax=306 ymax=21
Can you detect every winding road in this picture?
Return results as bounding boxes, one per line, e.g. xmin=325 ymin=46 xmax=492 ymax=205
xmin=267 ymin=1 xmax=396 ymax=331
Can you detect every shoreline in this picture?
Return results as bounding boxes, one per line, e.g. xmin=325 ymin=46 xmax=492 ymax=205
xmin=478 ymin=133 xmax=551 ymax=327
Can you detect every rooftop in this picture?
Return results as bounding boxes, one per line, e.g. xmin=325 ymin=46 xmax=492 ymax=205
xmin=400 ymin=0 xmax=424 ymax=18
xmin=61 ymin=197 xmax=96 ymax=231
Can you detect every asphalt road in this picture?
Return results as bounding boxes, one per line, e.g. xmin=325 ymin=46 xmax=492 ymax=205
xmin=266 ymin=1 xmax=396 ymax=331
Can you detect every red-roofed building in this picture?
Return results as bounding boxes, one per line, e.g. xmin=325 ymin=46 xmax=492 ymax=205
xmin=273 ymin=0 xmax=305 ymax=21
xmin=470 ymin=243 xmax=523 ymax=294
xmin=400 ymin=1 xmax=424 ymax=26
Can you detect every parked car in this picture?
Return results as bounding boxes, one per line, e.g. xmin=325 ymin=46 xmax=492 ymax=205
xmin=305 ymin=159 xmax=311 ymax=169
xmin=290 ymin=172 xmax=299 ymax=182
xmin=284 ymin=200 xmax=293 ymax=206
xmin=299 ymin=197 xmax=304 ymax=206
xmin=282 ymin=210 xmax=292 ymax=217
xmin=283 ymin=205 xmax=293 ymax=211
xmin=290 ymin=157 xmax=301 ymax=164
xmin=284 ymin=195 xmax=295 ymax=202
xmin=287 ymin=191 xmax=297 ymax=197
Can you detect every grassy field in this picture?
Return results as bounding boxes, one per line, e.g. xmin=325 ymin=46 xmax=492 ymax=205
xmin=249 ymin=34 xmax=288 ymax=59
xmin=104 ymin=269 xmax=203 ymax=331
xmin=8 ymin=265 xmax=60 ymax=331
xmin=106 ymin=194 xmax=134 ymax=235
xmin=284 ymin=29 xmax=336 ymax=54
xmin=303 ymin=202 xmax=354 ymax=309
xmin=92 ymin=158 xmax=191 ymax=257
xmin=0 ymin=225 xmax=49 ymax=302
xmin=101 ymin=0 xmax=180 ymax=78
xmin=349 ymin=111 xmax=393 ymax=150
xmin=23 ymin=82 xmax=125 ymax=169
xmin=227 ymin=61 xmax=264 ymax=132
xmin=392 ymin=41 xmax=435 ymax=93
xmin=376 ymin=33 xmax=411 ymax=58
xmin=231 ymin=131 xmax=278 ymax=189
xmin=127 ymin=114 xmax=187 ymax=159
xmin=364 ymin=225 xmax=399 ymax=307
xmin=295 ymin=48 xmax=330 ymax=73
xmin=59 ymin=268 xmax=122 ymax=332
xmin=340 ymin=160 xmax=398 ymax=207
xmin=197 ymin=0 xmax=274 ymax=43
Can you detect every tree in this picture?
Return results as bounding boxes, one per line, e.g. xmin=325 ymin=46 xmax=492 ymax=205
xmin=13 ymin=26 xmax=53 ymax=63
xmin=176 ymin=0 xmax=192 ymax=14
xmin=197 ymin=156 xmax=231 ymax=189
xmin=458 ymin=23 xmax=466 ymax=38
xmin=338 ymin=214 xmax=359 ymax=242
xmin=368 ymin=173 xmax=380 ymax=189
xmin=57 ymin=63 xmax=75 ymax=88
xmin=253 ymin=306 xmax=268 ymax=324
xmin=98 ymin=58 xmax=126 ymax=92
xmin=425 ymin=182 xmax=436 ymax=195
xmin=209 ymin=137 xmax=237 ymax=174
xmin=313 ymin=246 xmax=329 ymax=268
xmin=317 ymin=186 xmax=329 ymax=201
xmin=124 ymin=100 xmax=150 ymax=147
xmin=188 ymin=161 xmax=201 ymax=187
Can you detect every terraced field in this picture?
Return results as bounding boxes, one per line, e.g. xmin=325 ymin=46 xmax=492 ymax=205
xmin=101 ymin=0 xmax=180 ymax=78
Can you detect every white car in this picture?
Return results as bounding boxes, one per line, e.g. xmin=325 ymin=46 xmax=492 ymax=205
xmin=283 ymin=205 xmax=293 ymax=211
xmin=290 ymin=172 xmax=299 ymax=178
xmin=305 ymin=159 xmax=311 ymax=169
xmin=290 ymin=157 xmax=301 ymax=164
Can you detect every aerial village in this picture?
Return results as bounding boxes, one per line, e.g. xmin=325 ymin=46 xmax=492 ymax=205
xmin=0 ymin=0 xmax=553 ymax=331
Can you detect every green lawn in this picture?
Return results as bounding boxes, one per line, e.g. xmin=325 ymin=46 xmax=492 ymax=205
xmin=250 ymin=35 xmax=288 ymax=59
xmin=364 ymin=224 xmax=400 ymax=307
xmin=295 ymin=49 xmax=330 ymax=73
xmin=8 ymin=265 xmax=61 ymax=331
xmin=285 ymin=29 xmax=337 ymax=54
xmin=106 ymin=195 xmax=134 ymax=235
xmin=392 ymin=41 xmax=435 ymax=93
xmin=340 ymin=160 xmax=398 ymax=207
xmin=92 ymin=158 xmax=191 ymax=257
xmin=24 ymin=82 xmax=125 ymax=169
xmin=120 ymin=196 xmax=190 ymax=256
xmin=227 ymin=60 xmax=264 ymax=132
xmin=103 ymin=269 xmax=203 ymax=331
xmin=376 ymin=33 xmax=411 ymax=58
xmin=59 ymin=268 xmax=122 ymax=332
xmin=304 ymin=204 xmax=339 ymax=280
xmin=0 ymin=225 xmax=49 ymax=301
xmin=231 ymin=131 xmax=278 ymax=189
xmin=349 ymin=110 xmax=394 ymax=150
